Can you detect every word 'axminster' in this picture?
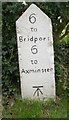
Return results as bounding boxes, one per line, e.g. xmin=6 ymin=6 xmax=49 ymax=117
xmin=21 ymin=67 xmax=53 ymax=74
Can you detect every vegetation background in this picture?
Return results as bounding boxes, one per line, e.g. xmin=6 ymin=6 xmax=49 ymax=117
xmin=2 ymin=2 xmax=69 ymax=118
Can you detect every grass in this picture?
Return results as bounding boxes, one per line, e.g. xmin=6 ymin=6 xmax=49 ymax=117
xmin=2 ymin=94 xmax=67 ymax=118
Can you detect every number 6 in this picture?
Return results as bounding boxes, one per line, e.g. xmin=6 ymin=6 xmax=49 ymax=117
xmin=29 ymin=13 xmax=36 ymax=24
xmin=31 ymin=45 xmax=38 ymax=54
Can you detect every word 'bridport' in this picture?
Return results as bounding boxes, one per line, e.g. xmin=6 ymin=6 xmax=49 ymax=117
xmin=19 ymin=36 xmax=50 ymax=43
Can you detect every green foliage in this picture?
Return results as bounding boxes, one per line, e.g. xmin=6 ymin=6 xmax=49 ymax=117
xmin=54 ymin=41 xmax=68 ymax=95
xmin=2 ymin=2 xmax=27 ymax=96
xmin=3 ymin=96 xmax=67 ymax=118
xmin=2 ymin=2 xmax=69 ymax=97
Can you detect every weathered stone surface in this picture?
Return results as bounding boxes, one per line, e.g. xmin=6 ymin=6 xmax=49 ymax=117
xmin=16 ymin=4 xmax=55 ymax=100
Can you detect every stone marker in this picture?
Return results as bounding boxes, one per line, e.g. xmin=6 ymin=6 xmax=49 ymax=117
xmin=16 ymin=4 xmax=55 ymax=100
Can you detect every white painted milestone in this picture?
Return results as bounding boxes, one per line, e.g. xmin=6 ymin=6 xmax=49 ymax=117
xmin=16 ymin=4 xmax=55 ymax=100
